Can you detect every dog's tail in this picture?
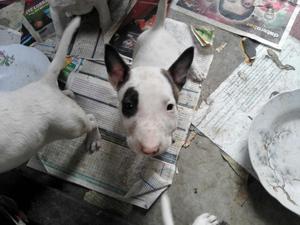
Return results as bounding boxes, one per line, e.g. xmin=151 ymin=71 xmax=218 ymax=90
xmin=44 ymin=17 xmax=81 ymax=84
xmin=161 ymin=192 xmax=175 ymax=225
xmin=153 ymin=0 xmax=167 ymax=30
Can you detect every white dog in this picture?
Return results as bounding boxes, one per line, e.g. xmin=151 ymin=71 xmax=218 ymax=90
xmin=161 ymin=193 xmax=220 ymax=225
xmin=104 ymin=0 xmax=194 ymax=156
xmin=0 ymin=17 xmax=102 ymax=173
xmin=48 ymin=0 xmax=111 ymax=42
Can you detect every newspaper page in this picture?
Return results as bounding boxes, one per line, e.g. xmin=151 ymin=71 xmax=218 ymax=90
xmin=192 ymin=35 xmax=300 ymax=175
xmin=171 ymin=0 xmax=300 ymax=49
xmin=0 ymin=1 xmax=24 ymax=31
xmin=28 ymin=18 xmax=214 ymax=208
xmin=21 ymin=0 xmax=55 ymax=45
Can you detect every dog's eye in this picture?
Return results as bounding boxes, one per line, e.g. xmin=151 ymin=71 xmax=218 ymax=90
xmin=124 ymin=103 xmax=133 ymax=109
xmin=167 ymin=104 xmax=174 ymax=111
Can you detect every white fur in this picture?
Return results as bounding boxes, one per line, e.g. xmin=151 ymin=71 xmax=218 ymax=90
xmin=120 ymin=66 xmax=176 ymax=155
xmin=48 ymin=0 xmax=111 ymax=42
xmin=161 ymin=192 xmax=175 ymax=225
xmin=192 ymin=213 xmax=220 ymax=225
xmin=132 ymin=0 xmax=182 ymax=69
xmin=12 ymin=218 xmax=26 ymax=225
xmin=0 ymin=17 xmax=101 ymax=173
xmin=161 ymin=192 xmax=219 ymax=225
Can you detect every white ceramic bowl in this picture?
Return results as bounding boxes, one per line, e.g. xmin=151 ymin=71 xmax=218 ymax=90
xmin=249 ymin=89 xmax=300 ymax=215
xmin=0 ymin=44 xmax=50 ymax=91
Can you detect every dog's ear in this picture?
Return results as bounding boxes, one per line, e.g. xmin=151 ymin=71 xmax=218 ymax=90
xmin=168 ymin=47 xmax=194 ymax=90
xmin=105 ymin=44 xmax=130 ymax=90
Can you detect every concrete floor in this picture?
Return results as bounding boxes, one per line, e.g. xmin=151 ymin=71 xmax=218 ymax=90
xmin=128 ymin=136 xmax=300 ymax=225
xmin=0 ymin=1 xmax=300 ymax=225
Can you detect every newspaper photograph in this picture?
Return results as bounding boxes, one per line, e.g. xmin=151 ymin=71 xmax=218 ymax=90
xmin=171 ymin=0 xmax=300 ymax=49
xmin=21 ymin=0 xmax=55 ymax=45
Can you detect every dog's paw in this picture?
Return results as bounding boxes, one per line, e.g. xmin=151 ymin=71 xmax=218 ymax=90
xmin=86 ymin=127 xmax=102 ymax=153
xmin=88 ymin=139 xmax=102 ymax=153
xmin=192 ymin=213 xmax=219 ymax=225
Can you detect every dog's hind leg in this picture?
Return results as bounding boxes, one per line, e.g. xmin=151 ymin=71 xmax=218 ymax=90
xmin=85 ymin=114 xmax=102 ymax=153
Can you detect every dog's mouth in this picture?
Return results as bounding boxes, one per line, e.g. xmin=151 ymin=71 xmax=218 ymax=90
xmin=141 ymin=148 xmax=160 ymax=156
xmin=127 ymin=135 xmax=175 ymax=156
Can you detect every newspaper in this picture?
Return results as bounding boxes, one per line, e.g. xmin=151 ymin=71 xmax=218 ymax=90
xmin=30 ymin=38 xmax=56 ymax=58
xmin=192 ymin=35 xmax=300 ymax=175
xmin=0 ymin=1 xmax=23 ymax=45
xmin=171 ymin=0 xmax=300 ymax=49
xmin=21 ymin=0 xmax=55 ymax=45
xmin=68 ymin=0 xmax=136 ymax=59
xmin=0 ymin=1 xmax=24 ymax=30
xmin=290 ymin=11 xmax=300 ymax=40
xmin=28 ymin=18 xmax=214 ymax=208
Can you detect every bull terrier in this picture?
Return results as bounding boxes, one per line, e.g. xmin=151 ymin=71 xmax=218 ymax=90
xmin=104 ymin=0 xmax=194 ymax=156
xmin=0 ymin=17 xmax=102 ymax=173
xmin=48 ymin=0 xmax=111 ymax=42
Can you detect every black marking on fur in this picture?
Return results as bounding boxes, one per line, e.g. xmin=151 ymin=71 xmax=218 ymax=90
xmin=122 ymin=87 xmax=138 ymax=118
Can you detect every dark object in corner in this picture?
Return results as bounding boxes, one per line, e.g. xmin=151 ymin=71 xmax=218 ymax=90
xmin=240 ymin=37 xmax=257 ymax=65
xmin=0 ymin=195 xmax=28 ymax=225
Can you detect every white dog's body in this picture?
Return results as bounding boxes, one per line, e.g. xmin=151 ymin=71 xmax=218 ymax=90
xmin=48 ymin=0 xmax=111 ymax=41
xmin=0 ymin=17 xmax=101 ymax=173
xmin=105 ymin=0 xmax=194 ymax=156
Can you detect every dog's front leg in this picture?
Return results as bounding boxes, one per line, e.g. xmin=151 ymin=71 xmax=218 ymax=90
xmin=85 ymin=114 xmax=102 ymax=153
xmin=94 ymin=1 xmax=112 ymax=32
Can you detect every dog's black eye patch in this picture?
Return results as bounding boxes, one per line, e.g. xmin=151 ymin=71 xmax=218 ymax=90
xmin=122 ymin=87 xmax=138 ymax=118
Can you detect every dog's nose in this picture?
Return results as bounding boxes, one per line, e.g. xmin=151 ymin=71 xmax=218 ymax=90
xmin=140 ymin=145 xmax=159 ymax=155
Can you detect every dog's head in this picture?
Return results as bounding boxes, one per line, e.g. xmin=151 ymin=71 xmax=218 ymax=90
xmin=105 ymin=45 xmax=194 ymax=156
